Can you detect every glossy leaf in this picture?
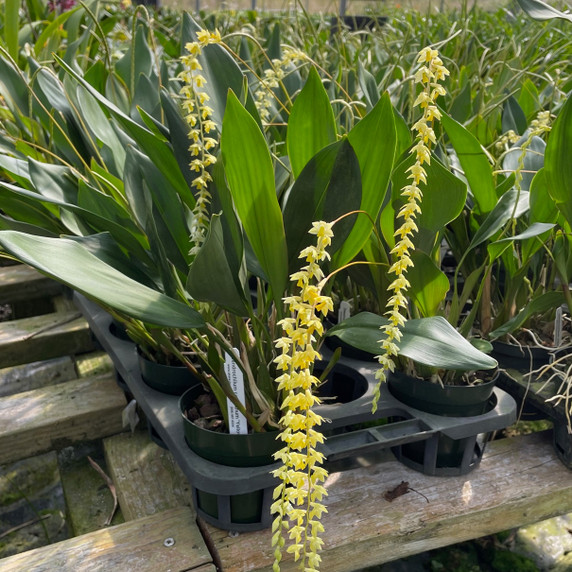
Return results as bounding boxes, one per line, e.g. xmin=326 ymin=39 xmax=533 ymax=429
xmin=515 ymin=0 xmax=572 ymax=22
xmin=283 ymin=139 xmax=361 ymax=273
xmin=287 ymin=67 xmax=337 ymax=179
xmin=489 ymin=291 xmax=566 ymax=340
xmin=502 ymin=96 xmax=527 ymax=135
xmin=0 ymin=231 xmax=204 ymax=329
xmin=544 ymin=93 xmax=572 ymax=228
xmin=327 ymin=313 xmax=498 ymax=370
xmin=187 ymin=215 xmax=249 ymax=316
xmin=441 ymin=111 xmax=497 ymax=214
xmin=55 ymin=56 xmax=196 ymax=210
xmin=487 ymin=222 xmax=555 ymax=262
xmin=469 ymin=189 xmax=530 ymax=251
xmin=221 ymin=90 xmax=288 ymax=303
xmin=503 ymin=135 xmax=545 ymax=192
xmin=335 ymin=94 xmax=396 ymax=268
xmin=407 ymin=251 xmax=450 ymax=317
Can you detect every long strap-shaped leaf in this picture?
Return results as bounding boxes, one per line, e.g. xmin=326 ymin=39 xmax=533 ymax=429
xmin=221 ymin=90 xmax=288 ymax=307
xmin=334 ymin=93 xmax=397 ymax=268
xmin=0 ymin=231 xmax=204 ymax=329
xmin=545 ymin=93 xmax=572 ymax=228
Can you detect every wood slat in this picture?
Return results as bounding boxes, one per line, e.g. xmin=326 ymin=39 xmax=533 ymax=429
xmin=0 ymin=356 xmax=77 ymax=397
xmin=207 ymin=431 xmax=572 ymax=572
xmin=104 ymin=429 xmax=195 ymax=521
xmin=0 ymin=265 xmax=61 ymax=304
xmin=0 ymin=507 xmax=213 ymax=572
xmin=0 ymin=374 xmax=127 ymax=464
xmin=0 ymin=311 xmax=95 ymax=368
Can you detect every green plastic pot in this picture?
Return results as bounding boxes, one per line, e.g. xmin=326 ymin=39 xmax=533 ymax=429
xmin=388 ymin=370 xmax=498 ymax=470
xmin=138 ymin=348 xmax=202 ymax=396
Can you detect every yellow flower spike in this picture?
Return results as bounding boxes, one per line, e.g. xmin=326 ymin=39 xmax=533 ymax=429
xmin=179 ymin=35 xmax=223 ymax=257
xmin=273 ymin=222 xmax=334 ymax=571
xmin=372 ymin=46 xmax=449 ymax=414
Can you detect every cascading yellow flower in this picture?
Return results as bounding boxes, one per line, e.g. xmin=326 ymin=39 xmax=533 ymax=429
xmin=179 ymin=29 xmax=222 ymax=256
xmin=271 ymin=221 xmax=334 ymax=572
xmin=371 ymin=47 xmax=449 ymax=412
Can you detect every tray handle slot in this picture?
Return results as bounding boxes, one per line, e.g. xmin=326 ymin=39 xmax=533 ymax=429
xmin=322 ymin=418 xmax=436 ymax=462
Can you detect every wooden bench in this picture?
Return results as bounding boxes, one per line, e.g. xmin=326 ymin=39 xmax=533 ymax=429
xmin=1 ymin=264 xmax=572 ymax=572
xmin=204 ymin=430 xmax=572 ymax=571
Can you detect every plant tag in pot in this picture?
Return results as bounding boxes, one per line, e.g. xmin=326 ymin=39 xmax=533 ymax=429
xmin=225 ymin=349 xmax=247 ymax=435
xmin=338 ymin=300 xmax=351 ymax=323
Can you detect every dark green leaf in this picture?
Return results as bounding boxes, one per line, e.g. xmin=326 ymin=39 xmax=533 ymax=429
xmin=441 ymin=110 xmax=497 ymax=215
xmin=221 ymin=90 xmax=288 ymax=304
xmin=327 ymin=313 xmax=498 ymax=370
xmin=287 ymin=66 xmax=337 ymax=179
xmin=335 ymin=94 xmax=396 ymax=267
xmin=0 ymin=231 xmax=204 ymax=329
xmin=187 ymin=215 xmax=249 ymax=316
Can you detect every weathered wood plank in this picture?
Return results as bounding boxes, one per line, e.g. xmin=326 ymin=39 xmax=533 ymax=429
xmin=0 ymin=506 xmax=213 ymax=571
xmin=58 ymin=442 xmax=125 ymax=536
xmin=207 ymin=431 xmax=572 ymax=572
xmin=0 ymin=374 xmax=126 ymax=464
xmin=0 ymin=311 xmax=95 ymax=368
xmin=104 ymin=429 xmax=195 ymax=521
xmin=0 ymin=356 xmax=77 ymax=397
xmin=0 ymin=265 xmax=61 ymax=304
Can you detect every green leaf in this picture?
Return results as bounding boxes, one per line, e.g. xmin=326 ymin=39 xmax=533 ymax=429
xmin=334 ymin=94 xmax=396 ymax=268
xmin=283 ymin=139 xmax=361 ymax=273
xmin=287 ymin=66 xmax=337 ymax=179
xmin=449 ymin=81 xmax=472 ymax=123
xmin=55 ymin=56 xmax=196 ymax=210
xmin=34 ymin=8 xmax=79 ymax=59
xmin=4 ymin=0 xmax=19 ymax=60
xmin=515 ymin=0 xmax=572 ymax=22
xmin=327 ymin=313 xmax=498 ymax=370
xmin=441 ymin=110 xmax=497 ymax=215
xmin=469 ymin=189 xmax=530 ymax=251
xmin=181 ymin=14 xmax=257 ymax=130
xmin=502 ymin=96 xmax=527 ymax=135
xmin=357 ymin=60 xmax=380 ymax=112
xmin=115 ymin=23 xmax=153 ymax=94
xmin=487 ymin=222 xmax=555 ymax=262
xmin=529 ymin=168 xmax=559 ymax=224
xmin=187 ymin=214 xmax=249 ymax=316
xmin=518 ymin=79 xmax=540 ymax=119
xmin=408 ymin=251 xmax=450 ymax=317
xmin=544 ymin=93 xmax=572 ymax=228
xmin=489 ymin=291 xmax=566 ymax=340
xmin=502 ymin=135 xmax=545 ymax=192
xmin=221 ymin=90 xmax=288 ymax=303
xmin=76 ymin=85 xmax=126 ymax=177
xmin=0 ymin=231 xmax=204 ymax=329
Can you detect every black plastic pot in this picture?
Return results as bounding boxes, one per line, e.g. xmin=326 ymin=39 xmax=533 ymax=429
xmin=492 ymin=340 xmax=554 ymax=371
xmin=179 ymin=360 xmax=370 ymax=467
xmin=388 ymin=371 xmax=498 ymax=473
xmin=388 ymin=371 xmax=497 ymax=418
xmin=138 ymin=348 xmax=202 ymax=396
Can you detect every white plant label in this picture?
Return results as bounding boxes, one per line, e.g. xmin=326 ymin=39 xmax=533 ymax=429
xmin=225 ymin=349 xmax=247 ymax=435
xmin=338 ymin=300 xmax=352 ymax=323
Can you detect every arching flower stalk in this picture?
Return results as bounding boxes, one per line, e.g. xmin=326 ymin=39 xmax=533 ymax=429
xmin=372 ymin=47 xmax=449 ymax=412
xmin=271 ymin=221 xmax=334 ymax=572
xmin=179 ymin=29 xmax=222 ymax=256
xmin=254 ymin=47 xmax=306 ymax=124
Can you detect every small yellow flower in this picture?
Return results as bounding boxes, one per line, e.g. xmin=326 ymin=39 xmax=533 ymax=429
xmin=272 ymin=221 xmax=333 ymax=571
xmin=372 ymin=46 xmax=449 ymax=413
